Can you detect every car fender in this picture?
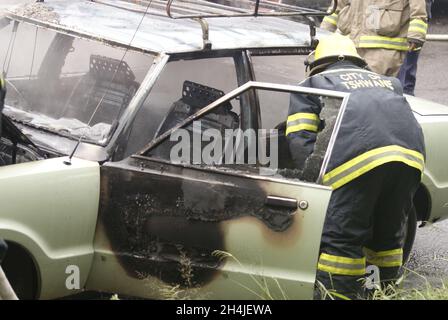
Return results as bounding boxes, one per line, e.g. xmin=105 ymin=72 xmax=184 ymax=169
xmin=0 ymin=157 xmax=100 ymax=299
xmin=409 ymin=96 xmax=448 ymax=224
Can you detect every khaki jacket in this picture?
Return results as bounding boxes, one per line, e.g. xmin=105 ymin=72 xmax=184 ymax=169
xmin=321 ymin=0 xmax=428 ymax=51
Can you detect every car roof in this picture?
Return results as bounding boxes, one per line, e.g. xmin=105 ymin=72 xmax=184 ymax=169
xmin=3 ymin=0 xmax=318 ymax=55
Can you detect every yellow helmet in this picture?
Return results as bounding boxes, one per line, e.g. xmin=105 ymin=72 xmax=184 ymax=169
xmin=315 ymin=34 xmax=362 ymax=61
xmin=306 ymin=34 xmax=367 ymax=76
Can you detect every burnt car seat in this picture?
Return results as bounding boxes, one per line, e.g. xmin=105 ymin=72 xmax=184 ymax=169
xmin=150 ymin=81 xmax=239 ymax=163
xmin=62 ymin=55 xmax=139 ymax=124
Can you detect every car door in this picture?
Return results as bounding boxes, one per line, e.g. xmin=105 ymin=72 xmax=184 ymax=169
xmin=86 ymin=80 xmax=349 ymax=299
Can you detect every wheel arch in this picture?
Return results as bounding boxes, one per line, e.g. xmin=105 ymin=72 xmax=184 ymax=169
xmin=2 ymin=240 xmax=40 ymax=299
xmin=0 ymin=226 xmax=52 ymax=299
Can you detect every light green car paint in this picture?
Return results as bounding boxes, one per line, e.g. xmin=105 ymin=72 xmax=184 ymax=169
xmin=409 ymin=95 xmax=448 ymax=223
xmin=0 ymin=157 xmax=100 ymax=299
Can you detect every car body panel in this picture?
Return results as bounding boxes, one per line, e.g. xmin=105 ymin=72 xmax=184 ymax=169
xmin=408 ymin=95 xmax=448 ymax=116
xmin=412 ymin=113 xmax=448 ymax=223
xmin=86 ymin=157 xmax=332 ymax=299
xmin=407 ymin=96 xmax=448 ymax=222
xmin=0 ymin=157 xmax=100 ymax=298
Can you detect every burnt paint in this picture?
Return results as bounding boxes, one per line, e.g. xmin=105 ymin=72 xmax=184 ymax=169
xmin=99 ymin=157 xmax=295 ymax=287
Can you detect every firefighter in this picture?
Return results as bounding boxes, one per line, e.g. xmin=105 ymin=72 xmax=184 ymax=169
xmin=321 ymin=0 xmax=428 ymax=77
xmin=287 ymin=34 xmax=425 ymax=299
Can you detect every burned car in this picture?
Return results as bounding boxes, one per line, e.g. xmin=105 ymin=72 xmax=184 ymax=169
xmin=0 ymin=0 xmax=446 ymax=300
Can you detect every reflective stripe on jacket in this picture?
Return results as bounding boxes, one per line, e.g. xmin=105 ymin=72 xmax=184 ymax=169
xmin=321 ymin=0 xmax=428 ymax=49
xmin=287 ymin=61 xmax=426 ymax=190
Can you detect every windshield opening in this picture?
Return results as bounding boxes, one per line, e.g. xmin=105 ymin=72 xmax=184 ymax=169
xmin=0 ymin=19 xmax=154 ymax=145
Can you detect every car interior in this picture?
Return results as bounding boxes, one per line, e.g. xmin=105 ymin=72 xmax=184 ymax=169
xmin=61 ymin=55 xmax=140 ymax=125
xmin=150 ymin=80 xmax=240 ymax=163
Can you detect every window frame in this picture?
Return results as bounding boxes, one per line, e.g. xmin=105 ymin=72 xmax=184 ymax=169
xmin=132 ymin=81 xmax=350 ymax=185
xmin=1 ymin=18 xmax=158 ymax=149
xmin=115 ymin=50 xmax=310 ymax=161
xmin=111 ymin=50 xmax=256 ymax=160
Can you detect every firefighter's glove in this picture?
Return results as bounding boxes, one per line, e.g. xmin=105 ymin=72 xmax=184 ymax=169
xmin=408 ymin=39 xmax=424 ymax=52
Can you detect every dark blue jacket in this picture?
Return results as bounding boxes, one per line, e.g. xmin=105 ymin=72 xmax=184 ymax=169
xmin=287 ymin=61 xmax=426 ymax=189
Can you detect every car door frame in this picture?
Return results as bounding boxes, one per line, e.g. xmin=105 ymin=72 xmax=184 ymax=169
xmin=110 ymin=49 xmax=257 ymax=161
xmin=138 ymin=81 xmax=350 ymax=184
xmin=88 ymin=81 xmax=350 ymax=299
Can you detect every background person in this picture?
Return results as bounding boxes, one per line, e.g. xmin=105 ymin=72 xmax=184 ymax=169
xmin=398 ymin=0 xmax=433 ymax=95
xmin=321 ymin=0 xmax=428 ymax=77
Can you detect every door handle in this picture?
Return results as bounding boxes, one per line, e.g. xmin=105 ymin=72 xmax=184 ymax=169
xmin=265 ymin=196 xmax=298 ymax=209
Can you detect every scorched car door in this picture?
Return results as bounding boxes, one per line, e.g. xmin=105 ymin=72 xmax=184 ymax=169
xmin=96 ymin=156 xmax=332 ymax=300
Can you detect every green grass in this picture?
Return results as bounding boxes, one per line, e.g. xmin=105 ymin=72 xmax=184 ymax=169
xmin=370 ymin=281 xmax=448 ymax=300
xmin=314 ymin=258 xmax=448 ymax=300
xmin=214 ymin=250 xmax=448 ymax=300
xmin=213 ymin=250 xmax=289 ymax=300
xmin=369 ymin=261 xmax=448 ymax=300
xmin=216 ymin=250 xmax=448 ymax=300
xmin=111 ymin=250 xmax=448 ymax=300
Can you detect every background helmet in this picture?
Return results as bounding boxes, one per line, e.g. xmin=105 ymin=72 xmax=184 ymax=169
xmin=306 ymin=34 xmax=367 ymax=76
